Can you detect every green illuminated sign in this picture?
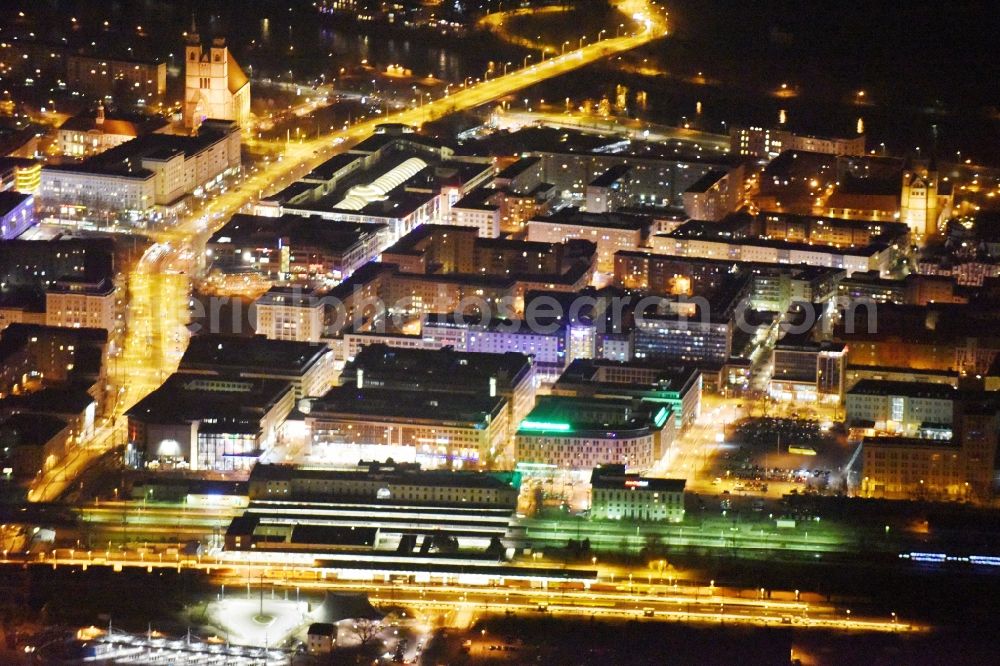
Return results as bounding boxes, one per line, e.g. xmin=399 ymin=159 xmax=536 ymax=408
xmin=653 ymin=407 xmax=668 ymax=428
xmin=519 ymin=420 xmax=572 ymax=432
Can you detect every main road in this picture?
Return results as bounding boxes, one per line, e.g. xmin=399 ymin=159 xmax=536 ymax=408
xmin=27 ymin=0 xmax=668 ymax=503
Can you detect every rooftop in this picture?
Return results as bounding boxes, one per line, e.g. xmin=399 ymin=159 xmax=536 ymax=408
xmin=125 ymin=373 xmax=293 ymax=425
xmin=44 ymin=123 xmax=235 ymax=179
xmin=342 ymin=343 xmax=533 ymax=390
xmin=495 ymin=156 xmax=540 ymax=181
xmin=590 ymin=464 xmax=686 ymax=492
xmin=590 ymin=163 xmax=632 ymax=188
xmin=58 ymin=109 xmax=167 ymax=137
xmin=847 ymin=379 xmax=958 ymax=400
xmin=255 ymin=286 xmax=324 ymax=309
xmin=304 ymin=153 xmax=361 ymax=182
xmin=862 ymin=436 xmax=960 ymax=450
xmin=209 ymin=213 xmax=386 ymax=254
xmin=0 ymin=412 xmax=67 ymax=447
xmin=179 ymin=333 xmax=331 ymax=377
xmin=531 ymin=207 xmax=652 ymax=232
xmin=306 ymin=385 xmax=506 ymax=425
xmin=0 ymin=190 xmax=32 ymax=215
xmin=0 ymin=386 xmax=95 ymax=415
xmin=250 ymin=462 xmax=520 ymax=491
xmin=684 ymin=169 xmax=729 ymax=194
xmin=518 ymin=395 xmax=671 ymax=435
xmin=556 ymin=358 xmax=700 ymax=392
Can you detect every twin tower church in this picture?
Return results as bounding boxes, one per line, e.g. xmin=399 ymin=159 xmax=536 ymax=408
xmin=182 ymin=20 xmax=251 ymax=131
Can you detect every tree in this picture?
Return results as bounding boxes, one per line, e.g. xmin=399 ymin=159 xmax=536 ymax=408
xmin=350 ymin=618 xmax=381 ymax=647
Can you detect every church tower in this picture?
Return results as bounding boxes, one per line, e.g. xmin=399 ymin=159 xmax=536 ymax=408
xmin=183 ymin=19 xmax=250 ymax=130
xmin=900 ymin=157 xmax=943 ymax=238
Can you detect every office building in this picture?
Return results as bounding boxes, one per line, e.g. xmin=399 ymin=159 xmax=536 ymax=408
xmin=127 ymin=373 xmax=295 ymax=471
xmin=179 ymin=333 xmax=336 ymax=398
xmin=262 ymin=129 xmax=492 ymax=244
xmin=40 ymin=121 xmax=241 ymax=224
xmin=248 ymin=461 xmax=520 ymax=507
xmin=769 ymin=335 xmax=846 ymax=403
xmin=515 ymin=395 xmax=674 ymax=472
xmin=45 ymin=278 xmax=116 ymax=332
xmin=0 ymin=157 xmax=42 ymax=194
xmin=527 ymin=208 xmax=651 ymax=274
xmin=845 ymin=380 xmax=958 ymax=438
xmin=337 ymin=329 xmax=442 ymax=364
xmin=303 ymin=385 xmax=510 ymax=469
xmin=653 ymin=225 xmax=897 ymax=277
xmin=340 ymin=343 xmax=536 ymax=429
xmin=861 ymin=437 xmax=964 ymax=500
xmin=226 ymin=462 xmax=521 ymax=558
xmin=381 ymin=223 xmax=593 ymax=279
xmin=207 ymin=213 xmax=387 ymax=284
xmin=253 ymin=287 xmax=326 ymax=342
xmin=860 ymin=395 xmax=999 ymax=501
xmin=589 ymin=464 xmax=685 ymax=522
xmin=552 ymin=359 xmax=702 ymax=428
xmin=422 ymin=313 xmax=568 ymax=381
xmin=0 ymin=191 xmax=35 ymax=239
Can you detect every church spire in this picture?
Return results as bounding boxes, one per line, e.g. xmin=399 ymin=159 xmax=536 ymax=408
xmin=187 ymin=13 xmax=200 ymax=44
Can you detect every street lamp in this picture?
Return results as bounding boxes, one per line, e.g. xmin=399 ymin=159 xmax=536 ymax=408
xmin=562 ymin=41 xmax=570 ymax=54
xmin=598 ymin=29 xmax=607 ymax=42
xmin=579 ymin=36 xmax=587 ymax=49
xmin=523 ymin=55 xmax=532 ymax=69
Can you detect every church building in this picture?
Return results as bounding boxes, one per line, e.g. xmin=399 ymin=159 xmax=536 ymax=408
xmin=900 ymin=157 xmax=953 ymax=237
xmin=183 ymin=24 xmax=250 ymax=131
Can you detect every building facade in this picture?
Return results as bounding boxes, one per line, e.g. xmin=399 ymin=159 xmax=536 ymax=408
xmin=590 ymin=464 xmax=685 ymax=522
xmin=0 ymin=191 xmax=35 ymax=239
xmin=183 ymin=32 xmax=251 ymax=129
xmin=515 ymin=396 xmax=674 ymax=472
xmin=45 ymin=278 xmax=116 ymax=332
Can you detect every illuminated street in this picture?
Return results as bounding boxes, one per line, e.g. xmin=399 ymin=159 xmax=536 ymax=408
xmin=26 ymin=0 xmax=667 ymax=504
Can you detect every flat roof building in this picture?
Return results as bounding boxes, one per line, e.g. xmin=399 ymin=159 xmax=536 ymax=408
xmin=179 ymin=333 xmax=336 ymax=398
xmin=227 ymin=462 xmax=521 ymax=559
xmin=846 ymin=379 xmax=959 ymax=438
xmin=303 ymin=385 xmax=510 ymax=469
xmin=253 ymin=287 xmax=326 ymax=343
xmin=40 ymin=121 xmax=240 ymax=225
xmin=340 ymin=343 xmax=536 ymax=428
xmin=208 ymin=213 xmax=387 ymax=284
xmin=515 ymin=395 xmax=674 ymax=473
xmin=126 ymin=373 xmax=296 ymax=472
xmin=0 ymin=191 xmax=35 ymax=240
xmin=552 ymin=359 xmax=702 ymax=429
xmin=590 ymin=464 xmax=685 ymax=523
xmin=527 ymin=208 xmax=652 ymax=274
